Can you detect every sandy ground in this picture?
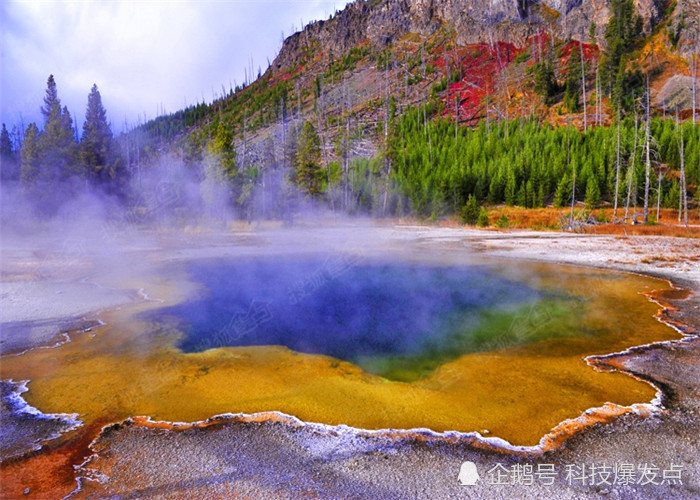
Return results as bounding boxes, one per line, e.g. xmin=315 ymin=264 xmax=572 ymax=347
xmin=1 ymin=224 xmax=699 ymax=499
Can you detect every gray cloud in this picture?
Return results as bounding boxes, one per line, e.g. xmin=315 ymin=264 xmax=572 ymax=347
xmin=0 ymin=0 xmax=348 ymax=132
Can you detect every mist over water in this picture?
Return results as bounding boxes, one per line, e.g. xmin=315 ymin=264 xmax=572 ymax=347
xmin=0 ymin=199 xmax=678 ymax=444
xmin=143 ymin=255 xmax=551 ymax=380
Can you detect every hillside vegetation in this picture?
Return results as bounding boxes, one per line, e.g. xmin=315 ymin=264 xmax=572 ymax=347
xmin=3 ymin=0 xmax=699 ymax=228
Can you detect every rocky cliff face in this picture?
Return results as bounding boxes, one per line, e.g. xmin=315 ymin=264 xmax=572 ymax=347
xmin=272 ymin=0 xmax=664 ymax=72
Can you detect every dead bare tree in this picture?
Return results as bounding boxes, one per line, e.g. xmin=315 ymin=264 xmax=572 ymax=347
xmin=655 ymin=164 xmax=666 ymax=223
xmin=624 ymin=108 xmax=639 ymax=222
xmin=296 ymin=82 xmax=302 ymax=121
xmin=242 ymin=107 xmax=248 ymax=171
xmin=595 ymin=66 xmax=601 ymax=126
xmin=568 ymin=116 xmax=576 ymax=227
xmin=382 ymin=54 xmax=391 ymax=216
xmin=570 ymin=160 xmax=577 ymax=227
xmin=454 ymin=93 xmax=460 ymax=141
xmin=580 ymin=31 xmax=587 ymax=132
xmin=316 ymin=75 xmax=333 ymax=211
xmin=677 ymin=110 xmax=688 ymax=226
xmin=613 ymin=106 xmax=621 ymax=219
xmin=643 ymin=74 xmax=652 ymax=223
xmin=692 ymin=45 xmax=698 ymax=125
xmin=343 ymin=73 xmax=350 ymax=211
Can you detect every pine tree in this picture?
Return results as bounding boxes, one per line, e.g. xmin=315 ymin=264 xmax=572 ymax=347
xmin=460 ymin=194 xmax=479 ymax=224
xmin=601 ymin=0 xmax=642 ymax=95
xmin=0 ymin=123 xmax=18 ymax=181
xmin=564 ymin=49 xmax=582 ymax=112
xmin=20 ymin=123 xmax=40 ymax=185
xmin=585 ymin=177 xmax=601 ymax=207
xmin=554 ymin=173 xmax=570 ymax=208
xmin=210 ymin=121 xmax=237 ymax=180
xmin=41 ymin=75 xmax=60 ymax=122
xmin=81 ymin=84 xmax=113 ymax=183
xmin=294 ymin=121 xmax=324 ymax=197
xmin=38 ymin=75 xmax=78 ymax=179
xmin=0 ymin=124 xmax=12 ymax=159
xmin=643 ymin=75 xmax=652 ymax=223
xmin=201 ymin=121 xmax=238 ymax=220
xmin=504 ymin=169 xmax=517 ymax=206
xmin=534 ymin=61 xmax=558 ymax=105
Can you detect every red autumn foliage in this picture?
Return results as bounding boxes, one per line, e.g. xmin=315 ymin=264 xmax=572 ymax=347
xmin=440 ymin=42 xmax=522 ymax=126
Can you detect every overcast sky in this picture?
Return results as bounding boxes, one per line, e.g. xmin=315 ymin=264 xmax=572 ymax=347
xmin=0 ymin=0 xmax=351 ymax=134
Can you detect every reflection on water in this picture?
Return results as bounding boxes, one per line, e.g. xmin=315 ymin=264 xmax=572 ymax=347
xmin=0 ymin=256 xmax=680 ymax=446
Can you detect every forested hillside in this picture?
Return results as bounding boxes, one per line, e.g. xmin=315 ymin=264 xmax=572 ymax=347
xmin=2 ymin=0 xmax=698 ymax=227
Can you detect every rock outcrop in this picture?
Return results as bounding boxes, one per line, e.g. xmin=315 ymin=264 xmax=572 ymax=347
xmin=272 ymin=0 xmax=665 ymax=72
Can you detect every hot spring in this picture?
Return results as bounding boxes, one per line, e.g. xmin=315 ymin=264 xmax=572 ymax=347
xmin=147 ymin=255 xmax=564 ymax=382
xmin=0 ymin=231 xmax=681 ymax=446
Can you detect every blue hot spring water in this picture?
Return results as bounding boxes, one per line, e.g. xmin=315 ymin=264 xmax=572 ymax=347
xmin=144 ymin=255 xmax=547 ymax=379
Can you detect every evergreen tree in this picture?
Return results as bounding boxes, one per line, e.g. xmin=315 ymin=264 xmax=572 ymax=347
xmin=601 ymin=0 xmax=642 ymax=97
xmin=533 ymin=40 xmax=558 ymax=105
xmin=533 ymin=61 xmax=558 ymax=105
xmin=0 ymin=124 xmax=12 ymax=158
xmin=201 ymin=121 xmax=238 ymax=219
xmin=553 ymin=173 xmax=570 ymax=208
xmin=41 ymin=74 xmax=60 ymax=121
xmin=0 ymin=123 xmax=18 ymax=181
xmin=589 ymin=21 xmax=597 ymax=45
xmin=477 ymin=207 xmax=490 ymax=227
xmin=38 ymin=75 xmax=78 ymax=179
xmin=564 ymin=49 xmax=582 ymax=112
xmin=294 ymin=121 xmax=324 ymax=197
xmin=504 ymin=169 xmax=517 ymax=206
xmin=585 ymin=177 xmax=601 ymax=207
xmin=20 ymin=123 xmax=40 ymax=185
xmin=81 ymin=84 xmax=113 ymax=183
xmin=211 ymin=120 xmax=237 ymax=180
xmin=460 ymin=194 xmax=479 ymax=224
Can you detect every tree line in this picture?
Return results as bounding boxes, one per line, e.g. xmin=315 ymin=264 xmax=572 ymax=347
xmin=387 ymin=104 xmax=698 ymax=221
xmin=1 ymin=75 xmax=128 ymax=211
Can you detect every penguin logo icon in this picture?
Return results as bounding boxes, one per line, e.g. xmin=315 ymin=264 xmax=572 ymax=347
xmin=458 ymin=461 xmax=480 ymax=486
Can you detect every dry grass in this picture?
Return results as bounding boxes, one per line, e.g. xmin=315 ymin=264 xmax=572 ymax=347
xmin=585 ymin=223 xmax=700 ymax=238
xmin=436 ymin=206 xmax=700 ymax=238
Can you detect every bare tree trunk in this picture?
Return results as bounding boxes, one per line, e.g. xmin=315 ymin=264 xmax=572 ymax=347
xmin=596 ymin=66 xmax=601 ymax=126
xmin=566 ymin=118 xmax=571 ymax=166
xmin=242 ymin=107 xmax=248 ymax=172
xmin=692 ymin=50 xmax=697 ymax=126
xmin=424 ymin=102 xmax=432 ymax=164
xmin=678 ymin=114 xmax=688 ymax=226
xmin=485 ymin=93 xmax=490 ymax=135
xmin=317 ymin=76 xmax=333 ymax=211
xmin=347 ymin=72 xmax=356 ymax=210
xmin=384 ymin=53 xmax=390 ymax=142
xmin=454 ymin=95 xmax=459 ymax=142
xmin=570 ymin=162 xmax=577 ymax=226
xmin=296 ymin=82 xmax=302 ymax=122
xmin=124 ymin=119 xmax=131 ymax=174
xmin=595 ymin=67 xmax=599 ymax=126
xmin=690 ymin=35 xmax=698 ymax=125
xmin=262 ymin=167 xmax=267 ymax=220
xmin=383 ymin=57 xmax=390 ymax=216
xmin=504 ymin=84 xmax=510 ymax=139
xmin=625 ymin=111 xmax=639 ymax=221
xmin=643 ymin=75 xmax=651 ymax=223
xmin=613 ymin=106 xmax=621 ymax=219
xmin=568 ymin=115 xmax=576 ymax=226
xmin=580 ymin=34 xmax=587 ymax=132
xmin=656 ymin=170 xmax=662 ymax=222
